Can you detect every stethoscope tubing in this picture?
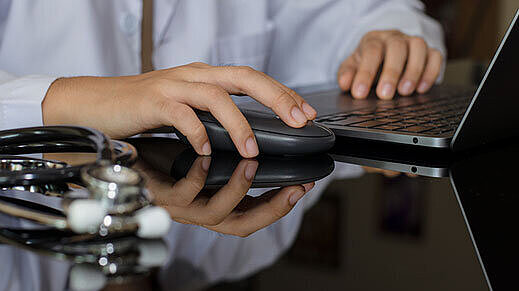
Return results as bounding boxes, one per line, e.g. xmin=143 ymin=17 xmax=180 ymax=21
xmin=0 ymin=126 xmax=137 ymax=187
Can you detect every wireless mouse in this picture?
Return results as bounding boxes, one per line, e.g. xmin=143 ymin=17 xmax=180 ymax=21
xmin=175 ymin=109 xmax=336 ymax=156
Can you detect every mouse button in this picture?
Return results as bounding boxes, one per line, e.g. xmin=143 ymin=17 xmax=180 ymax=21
xmin=241 ymin=109 xmax=332 ymax=137
xmin=253 ymin=119 xmax=333 ymax=138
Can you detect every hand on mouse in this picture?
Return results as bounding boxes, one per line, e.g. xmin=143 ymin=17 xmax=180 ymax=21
xmin=337 ymin=30 xmax=444 ymax=100
xmin=42 ymin=62 xmax=317 ymax=158
xmin=135 ymin=156 xmax=314 ymax=237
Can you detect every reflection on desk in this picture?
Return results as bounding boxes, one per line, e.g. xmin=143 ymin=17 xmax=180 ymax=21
xmin=3 ymin=137 xmax=516 ymax=290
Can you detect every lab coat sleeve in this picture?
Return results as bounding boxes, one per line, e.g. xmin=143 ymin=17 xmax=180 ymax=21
xmin=267 ymin=0 xmax=445 ymax=87
xmin=340 ymin=0 xmax=446 ymax=78
xmin=0 ymin=70 xmax=57 ymax=130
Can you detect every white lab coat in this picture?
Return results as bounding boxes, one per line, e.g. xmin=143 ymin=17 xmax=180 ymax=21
xmin=0 ymin=0 xmax=445 ymax=130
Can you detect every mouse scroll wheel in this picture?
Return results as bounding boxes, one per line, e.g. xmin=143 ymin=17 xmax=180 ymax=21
xmin=275 ymin=115 xmax=280 ymax=119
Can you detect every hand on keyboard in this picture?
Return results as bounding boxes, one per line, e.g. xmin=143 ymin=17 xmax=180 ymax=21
xmin=337 ymin=30 xmax=444 ymax=100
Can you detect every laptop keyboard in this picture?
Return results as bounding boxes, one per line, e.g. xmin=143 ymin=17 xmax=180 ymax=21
xmin=316 ymin=93 xmax=472 ymax=136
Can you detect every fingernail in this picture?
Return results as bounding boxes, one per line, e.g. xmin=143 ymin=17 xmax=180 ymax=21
xmin=201 ymin=158 xmax=211 ymax=171
xmin=244 ymin=162 xmax=258 ymax=181
xmin=202 ymin=142 xmax=211 ymax=155
xmin=291 ymin=106 xmax=307 ymax=124
xmin=401 ymin=80 xmax=414 ymax=95
xmin=245 ymin=136 xmax=259 ymax=157
xmin=380 ymin=83 xmax=394 ymax=99
xmin=418 ymin=81 xmax=429 ymax=93
xmin=354 ymin=83 xmax=368 ymax=97
xmin=289 ymin=188 xmax=305 ymax=206
xmin=302 ymin=102 xmax=317 ymax=118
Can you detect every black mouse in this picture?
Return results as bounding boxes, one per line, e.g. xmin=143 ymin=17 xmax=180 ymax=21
xmin=175 ymin=109 xmax=335 ymax=155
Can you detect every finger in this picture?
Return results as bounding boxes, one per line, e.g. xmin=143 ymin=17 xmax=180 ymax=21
xmin=376 ymin=36 xmax=408 ymax=100
xmin=162 ymin=156 xmax=210 ymax=207
xmin=417 ymin=48 xmax=443 ymax=94
xmin=351 ymin=39 xmax=384 ymax=99
xmin=168 ymin=81 xmax=259 ymax=158
xmin=257 ymin=71 xmax=318 ymax=120
xmin=209 ymin=185 xmax=307 ymax=237
xmin=176 ymin=64 xmax=316 ymax=127
xmin=155 ymin=100 xmax=211 ymax=155
xmin=398 ymin=37 xmax=428 ymax=96
xmin=197 ymin=159 xmax=258 ymax=225
xmin=337 ymin=56 xmax=358 ymax=92
xmin=176 ymin=159 xmax=257 ymax=226
xmin=302 ymin=182 xmax=315 ymax=192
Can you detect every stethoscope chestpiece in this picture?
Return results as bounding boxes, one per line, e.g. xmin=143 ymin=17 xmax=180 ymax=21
xmin=81 ymin=161 xmax=149 ymax=215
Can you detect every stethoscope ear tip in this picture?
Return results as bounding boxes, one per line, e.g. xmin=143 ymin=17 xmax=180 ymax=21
xmin=67 ymin=199 xmax=107 ymax=234
xmin=68 ymin=263 xmax=107 ymax=291
xmin=134 ymin=206 xmax=171 ymax=239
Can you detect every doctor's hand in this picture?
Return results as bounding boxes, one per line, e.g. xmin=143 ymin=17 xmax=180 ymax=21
xmin=135 ymin=156 xmax=314 ymax=237
xmin=337 ymin=30 xmax=443 ymax=100
xmin=42 ymin=62 xmax=316 ymax=158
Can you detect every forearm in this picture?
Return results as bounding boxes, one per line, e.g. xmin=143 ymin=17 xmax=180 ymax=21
xmin=42 ymin=76 xmax=136 ymax=138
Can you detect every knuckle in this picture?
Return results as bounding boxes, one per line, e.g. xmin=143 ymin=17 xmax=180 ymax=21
xmin=363 ymin=43 xmax=384 ymax=58
xmin=183 ymin=176 xmax=205 ymax=194
xmin=236 ymin=65 xmax=256 ymax=76
xmin=203 ymin=84 xmax=228 ymax=99
xmin=272 ymin=91 xmax=294 ymax=110
xmin=173 ymin=195 xmax=194 ymax=207
xmin=188 ymin=121 xmax=207 ymax=142
xmin=363 ymin=30 xmax=378 ymax=40
xmin=387 ymin=35 xmax=406 ymax=45
xmin=365 ymin=39 xmax=383 ymax=51
xmin=202 ymin=211 xmax=225 ymax=226
xmin=410 ymin=36 xmax=427 ymax=48
xmin=429 ymin=48 xmax=443 ymax=61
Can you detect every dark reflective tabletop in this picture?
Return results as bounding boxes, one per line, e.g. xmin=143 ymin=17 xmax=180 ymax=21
xmin=1 ymin=136 xmax=516 ymax=291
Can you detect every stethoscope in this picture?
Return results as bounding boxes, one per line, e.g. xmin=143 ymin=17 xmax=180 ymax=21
xmin=0 ymin=227 xmax=168 ymax=290
xmin=0 ymin=126 xmax=171 ymax=239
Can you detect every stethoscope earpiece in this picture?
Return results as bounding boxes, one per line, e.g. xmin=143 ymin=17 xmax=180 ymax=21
xmin=0 ymin=126 xmax=170 ymax=239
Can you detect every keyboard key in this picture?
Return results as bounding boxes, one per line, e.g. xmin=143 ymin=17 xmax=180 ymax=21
xmin=375 ymin=118 xmax=401 ymax=123
xmin=388 ymin=122 xmax=413 ymax=128
xmin=324 ymin=116 xmax=373 ymax=125
xmin=349 ymin=120 xmax=390 ymax=128
xmin=351 ymin=110 xmax=376 ymax=115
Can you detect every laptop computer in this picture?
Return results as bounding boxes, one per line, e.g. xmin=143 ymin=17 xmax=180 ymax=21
xmin=240 ymin=10 xmax=519 ymax=152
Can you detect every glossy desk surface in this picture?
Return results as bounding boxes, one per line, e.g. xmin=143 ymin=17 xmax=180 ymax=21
xmin=0 ymin=136 xmax=515 ymax=291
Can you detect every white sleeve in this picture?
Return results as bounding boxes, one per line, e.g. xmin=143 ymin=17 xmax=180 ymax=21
xmin=339 ymin=0 xmax=446 ymax=78
xmin=0 ymin=71 xmax=57 ymax=130
xmin=267 ymin=0 xmax=446 ymax=87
